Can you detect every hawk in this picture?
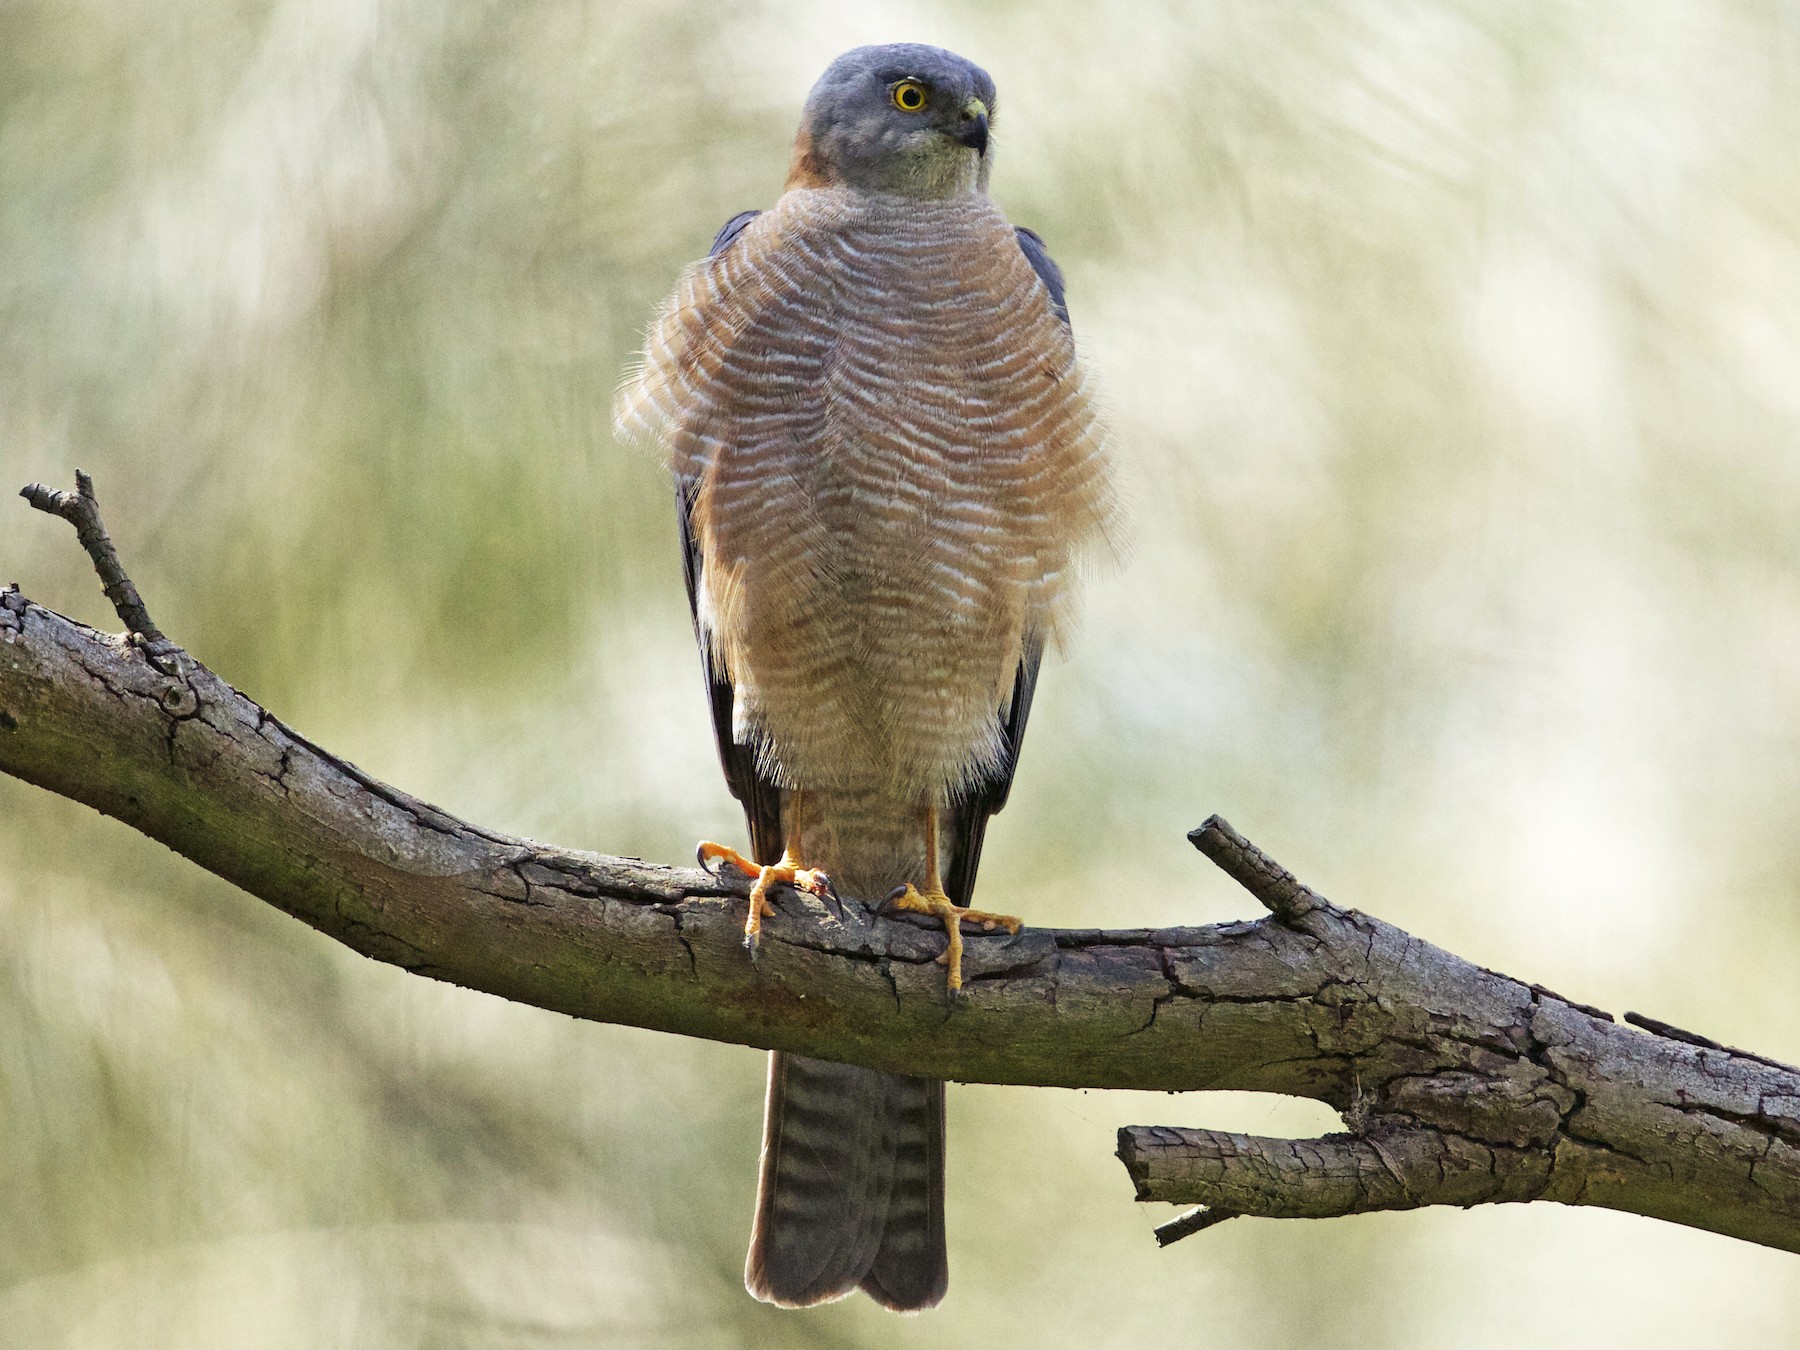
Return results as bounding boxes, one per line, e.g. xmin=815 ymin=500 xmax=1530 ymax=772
xmin=616 ymin=42 xmax=1122 ymax=1312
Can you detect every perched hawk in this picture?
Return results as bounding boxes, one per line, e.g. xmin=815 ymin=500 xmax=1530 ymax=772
xmin=616 ymin=42 xmax=1122 ymax=1312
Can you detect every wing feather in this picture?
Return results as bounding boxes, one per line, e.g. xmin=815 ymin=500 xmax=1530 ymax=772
xmin=1014 ymin=225 xmax=1070 ymax=328
xmin=941 ymin=641 xmax=1041 ymax=906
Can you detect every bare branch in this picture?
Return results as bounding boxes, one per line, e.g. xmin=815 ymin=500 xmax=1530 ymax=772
xmin=21 ymin=471 xmax=171 ymax=657
xmin=5 ymin=478 xmax=1800 ymax=1259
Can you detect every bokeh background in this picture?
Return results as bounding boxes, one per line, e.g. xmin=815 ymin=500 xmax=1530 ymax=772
xmin=5 ymin=0 xmax=1800 ymax=1345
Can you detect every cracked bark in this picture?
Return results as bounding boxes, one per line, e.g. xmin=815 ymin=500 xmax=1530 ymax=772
xmin=4 ymin=478 xmax=1800 ymax=1258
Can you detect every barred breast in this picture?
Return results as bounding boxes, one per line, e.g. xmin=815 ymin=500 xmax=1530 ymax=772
xmin=618 ymin=186 xmax=1118 ymax=825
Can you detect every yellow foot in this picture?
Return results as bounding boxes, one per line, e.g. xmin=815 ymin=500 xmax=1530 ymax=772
xmin=886 ymin=884 xmax=1021 ymax=991
xmin=697 ymin=842 xmax=832 ymax=947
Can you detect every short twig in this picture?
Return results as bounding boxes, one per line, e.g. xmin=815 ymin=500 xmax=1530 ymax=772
xmin=1187 ymin=815 xmax=1326 ymax=924
xmin=20 ymin=471 xmax=180 ymax=670
xmin=1153 ymin=1207 xmax=1238 ymax=1246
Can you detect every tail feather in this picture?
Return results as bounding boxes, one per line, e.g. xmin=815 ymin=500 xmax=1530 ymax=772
xmin=745 ymin=1054 xmax=947 ymax=1310
xmin=858 ymin=1076 xmax=947 ymax=1312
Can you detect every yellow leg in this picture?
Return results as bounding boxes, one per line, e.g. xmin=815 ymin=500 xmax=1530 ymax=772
xmin=698 ymin=792 xmax=830 ymax=948
xmin=888 ymin=805 xmax=1021 ymax=990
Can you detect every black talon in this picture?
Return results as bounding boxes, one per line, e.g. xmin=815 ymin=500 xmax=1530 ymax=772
xmin=806 ymin=874 xmax=847 ymax=924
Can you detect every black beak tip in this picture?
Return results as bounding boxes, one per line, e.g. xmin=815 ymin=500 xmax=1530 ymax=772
xmin=954 ymin=116 xmax=990 ymax=155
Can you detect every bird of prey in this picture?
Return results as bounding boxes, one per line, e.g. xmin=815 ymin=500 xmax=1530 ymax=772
xmin=615 ymin=42 xmax=1122 ymax=1312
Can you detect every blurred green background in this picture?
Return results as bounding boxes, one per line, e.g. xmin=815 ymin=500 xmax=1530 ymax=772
xmin=5 ymin=0 xmax=1800 ymax=1345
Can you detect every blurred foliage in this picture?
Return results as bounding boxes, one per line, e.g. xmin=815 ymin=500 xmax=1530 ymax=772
xmin=5 ymin=0 xmax=1800 ymax=1344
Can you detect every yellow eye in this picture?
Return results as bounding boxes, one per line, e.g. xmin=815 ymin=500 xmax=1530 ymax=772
xmin=891 ymin=80 xmax=928 ymax=113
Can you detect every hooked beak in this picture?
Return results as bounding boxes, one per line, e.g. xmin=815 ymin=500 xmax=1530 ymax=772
xmin=951 ymin=96 xmax=989 ymax=155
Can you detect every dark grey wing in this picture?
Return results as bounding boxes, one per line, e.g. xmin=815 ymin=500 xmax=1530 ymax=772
xmin=712 ymin=209 xmax=762 ymax=256
xmin=680 ymin=210 xmax=781 ymax=863
xmin=676 ymin=478 xmax=783 ymax=864
xmin=1014 ymin=225 xmax=1070 ymax=327
xmin=941 ymin=643 xmax=1042 ymax=906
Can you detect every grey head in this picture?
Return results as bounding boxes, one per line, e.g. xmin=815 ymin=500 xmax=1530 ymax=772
xmin=788 ymin=44 xmax=998 ymax=199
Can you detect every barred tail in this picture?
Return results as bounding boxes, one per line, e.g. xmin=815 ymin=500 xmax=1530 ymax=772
xmin=857 ymin=1074 xmax=947 ymax=1311
xmin=745 ymin=1053 xmax=947 ymax=1311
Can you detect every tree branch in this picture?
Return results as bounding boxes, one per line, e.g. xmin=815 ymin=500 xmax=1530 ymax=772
xmin=5 ymin=476 xmax=1800 ymax=1257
